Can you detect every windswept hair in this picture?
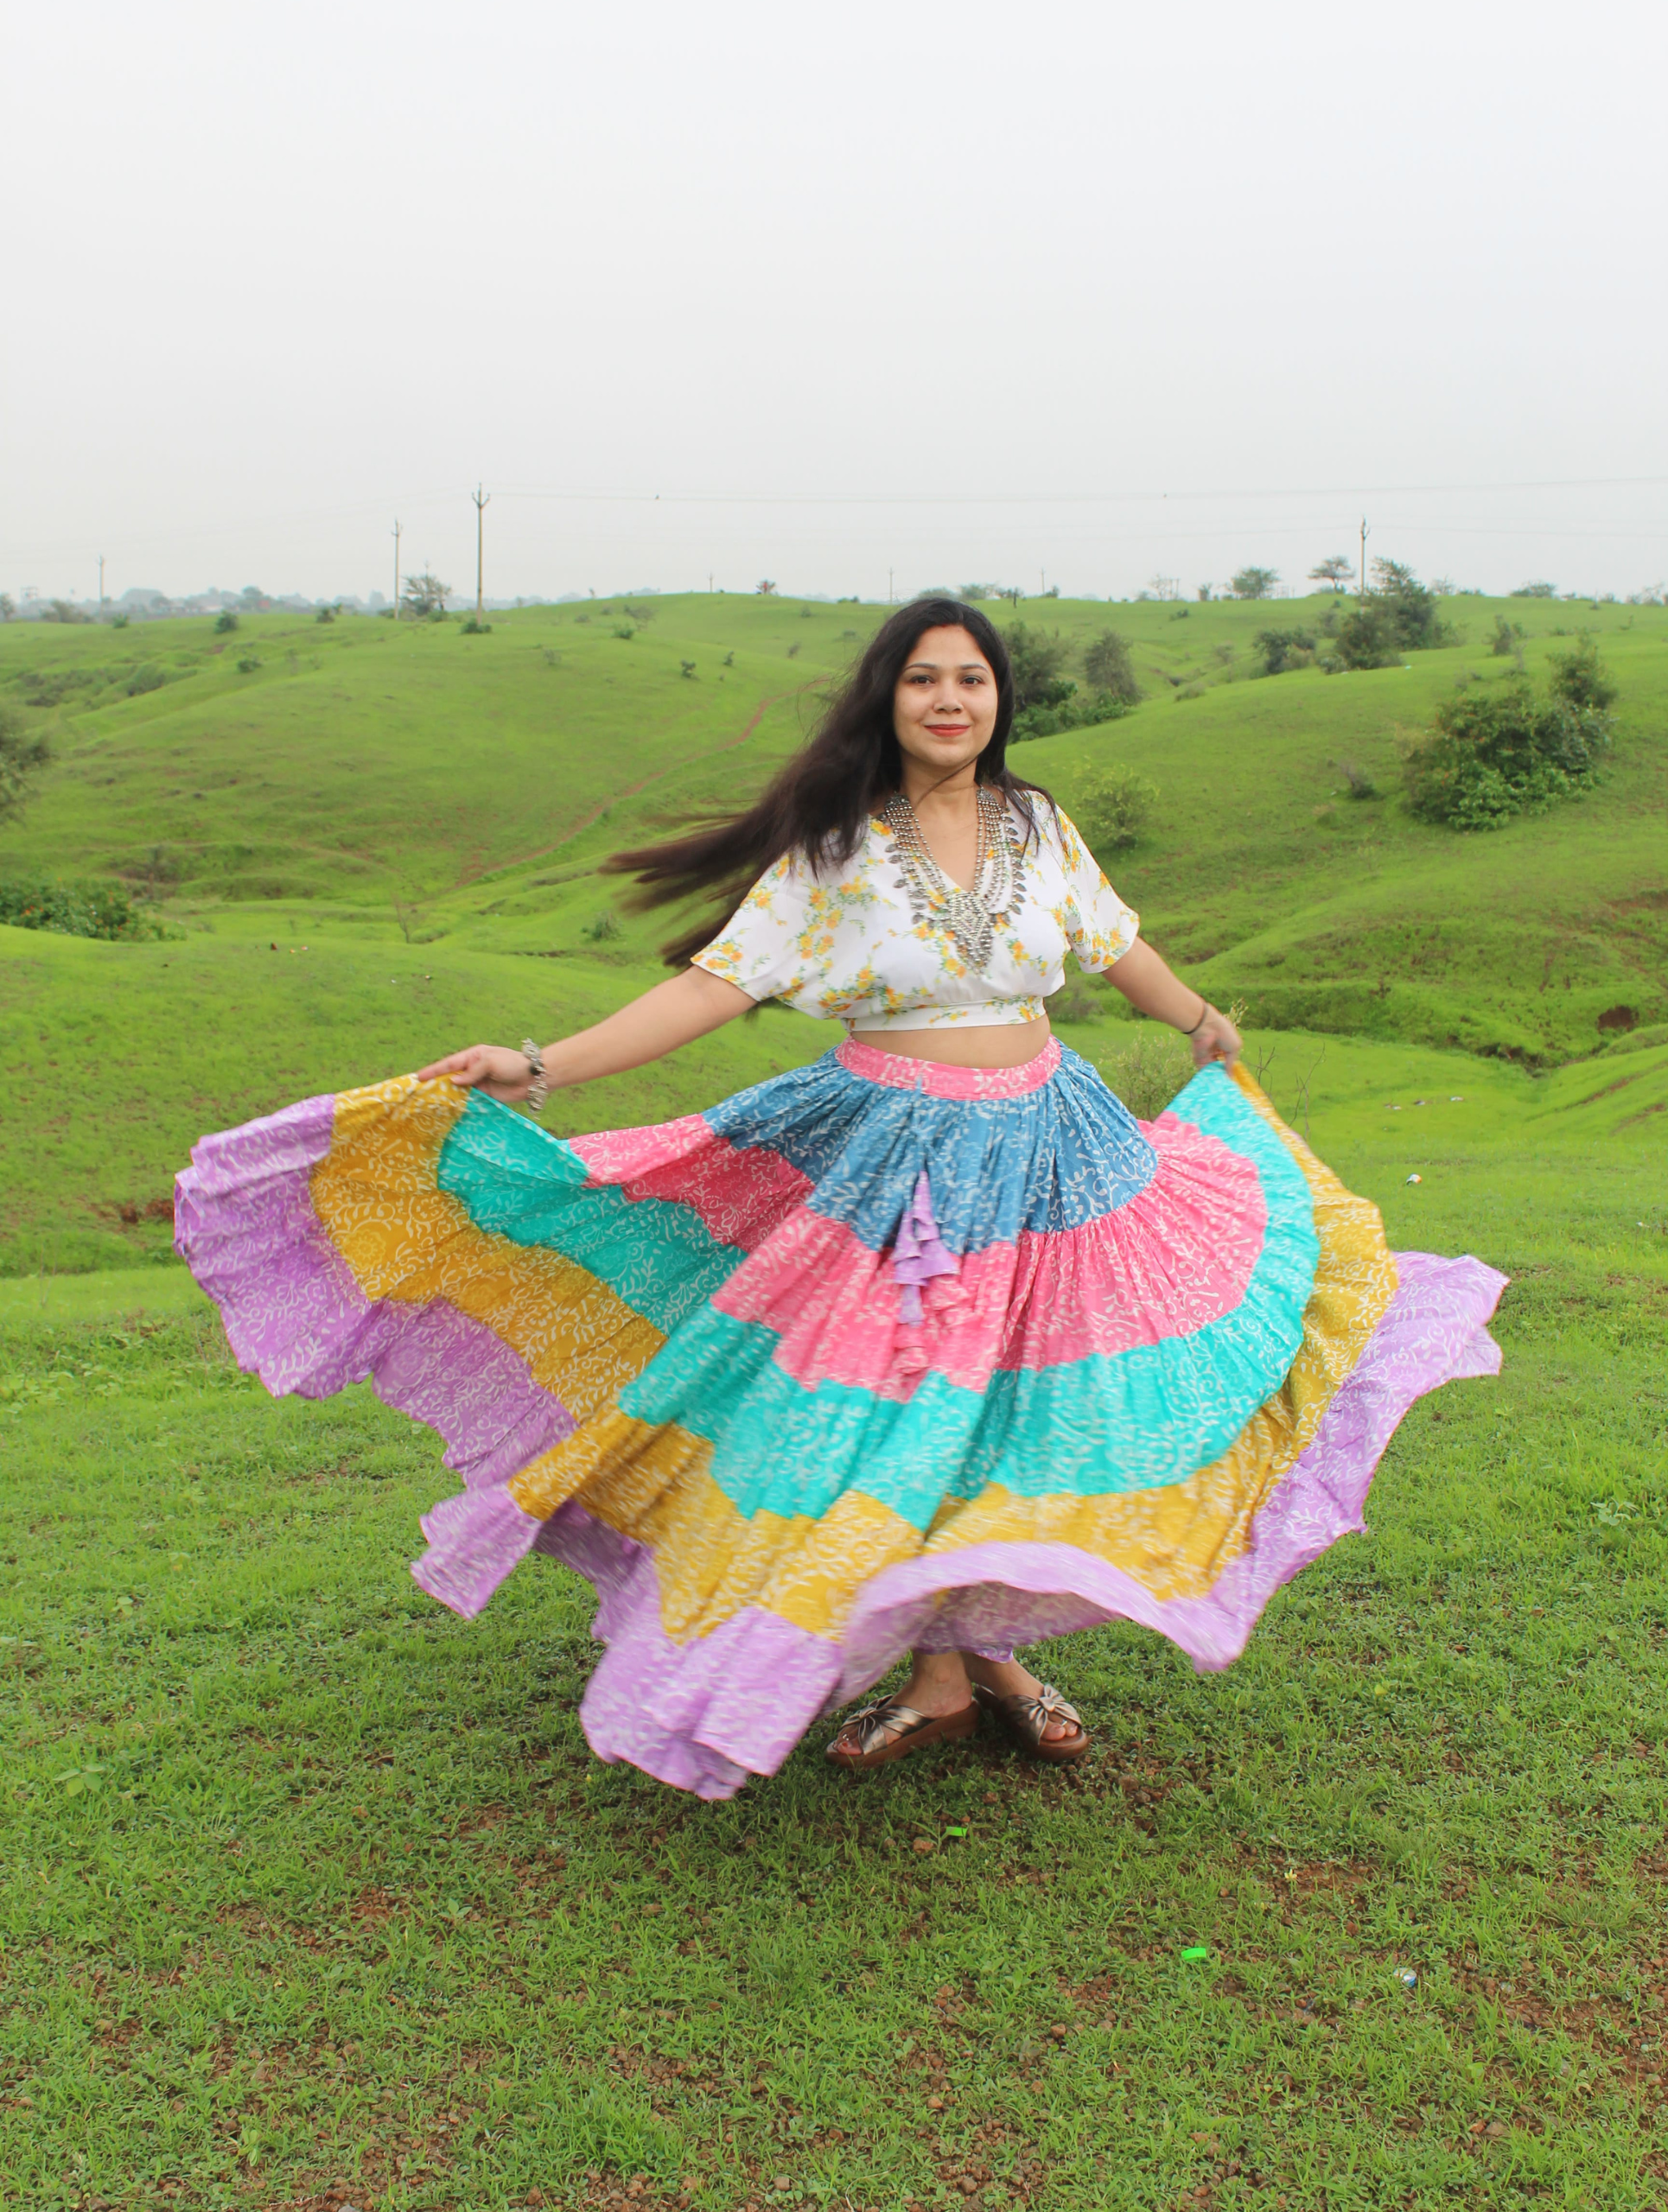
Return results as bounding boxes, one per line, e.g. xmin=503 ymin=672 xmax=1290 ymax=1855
xmin=604 ymin=596 xmax=1055 ymax=967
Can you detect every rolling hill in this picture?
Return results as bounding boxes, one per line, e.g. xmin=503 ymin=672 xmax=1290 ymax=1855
xmin=1 ymin=588 xmax=1664 ymax=1274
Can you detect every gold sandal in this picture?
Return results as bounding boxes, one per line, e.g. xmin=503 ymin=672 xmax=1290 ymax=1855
xmin=971 ymin=1679 xmax=1091 ymax=1765
xmin=825 ymin=1695 xmax=979 ymax=1770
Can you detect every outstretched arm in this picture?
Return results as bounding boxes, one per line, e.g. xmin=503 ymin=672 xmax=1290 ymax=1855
xmin=417 ymin=966 xmax=757 ymax=1103
xmin=1105 ymin=938 xmax=1240 ymax=1067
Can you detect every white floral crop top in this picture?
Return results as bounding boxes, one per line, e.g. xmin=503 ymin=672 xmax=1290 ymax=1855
xmin=692 ymin=798 xmax=1139 ymax=1031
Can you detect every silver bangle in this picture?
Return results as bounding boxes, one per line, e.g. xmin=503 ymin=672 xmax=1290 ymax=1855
xmin=521 ymin=1038 xmax=550 ymax=1114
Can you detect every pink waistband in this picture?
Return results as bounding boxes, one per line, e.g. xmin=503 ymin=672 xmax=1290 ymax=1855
xmin=835 ymin=1033 xmax=1061 ymax=1100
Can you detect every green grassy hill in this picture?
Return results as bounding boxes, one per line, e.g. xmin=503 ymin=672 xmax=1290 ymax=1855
xmin=1 ymin=588 xmax=1664 ymax=1274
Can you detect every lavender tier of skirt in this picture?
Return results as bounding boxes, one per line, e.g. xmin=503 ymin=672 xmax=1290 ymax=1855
xmin=175 ymin=1091 xmax=1506 ymax=1801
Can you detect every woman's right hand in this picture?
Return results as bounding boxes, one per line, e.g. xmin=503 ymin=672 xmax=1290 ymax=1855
xmin=416 ymin=1044 xmax=538 ymax=1101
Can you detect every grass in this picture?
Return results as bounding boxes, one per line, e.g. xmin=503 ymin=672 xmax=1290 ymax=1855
xmin=2 ymin=592 xmax=1666 ymax=2204
xmin=3 ymin=1036 xmax=1666 ymax=2210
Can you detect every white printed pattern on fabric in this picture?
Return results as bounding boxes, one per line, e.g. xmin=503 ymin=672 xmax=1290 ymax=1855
xmin=692 ymin=801 xmax=1139 ymax=1032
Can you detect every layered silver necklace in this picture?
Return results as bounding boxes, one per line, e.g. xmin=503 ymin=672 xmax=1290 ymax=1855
xmin=881 ymin=785 xmax=1024 ymax=973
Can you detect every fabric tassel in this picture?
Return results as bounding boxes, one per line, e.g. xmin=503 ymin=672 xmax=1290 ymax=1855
xmin=891 ymin=1171 xmax=964 ymax=1377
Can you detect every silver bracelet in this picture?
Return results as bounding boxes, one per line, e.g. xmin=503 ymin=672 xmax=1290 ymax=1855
xmin=521 ymin=1038 xmax=550 ymax=1114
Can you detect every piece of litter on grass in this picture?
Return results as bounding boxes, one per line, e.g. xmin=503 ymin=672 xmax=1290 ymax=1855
xmin=1405 ymin=1173 xmax=1422 ymax=1185
xmin=1397 ymin=1969 xmax=1418 ymax=1990
xmin=1179 ymin=1946 xmax=1210 ymax=1961
xmin=1450 ymin=1096 xmax=1464 ymax=1103
xmin=944 ymin=1826 xmax=969 ymax=1838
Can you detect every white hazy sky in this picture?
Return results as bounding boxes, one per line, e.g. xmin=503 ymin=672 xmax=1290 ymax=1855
xmin=4 ymin=0 xmax=1666 ymax=605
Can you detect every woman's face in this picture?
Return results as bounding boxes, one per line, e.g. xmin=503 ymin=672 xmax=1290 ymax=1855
xmin=892 ymin=625 xmax=999 ymax=783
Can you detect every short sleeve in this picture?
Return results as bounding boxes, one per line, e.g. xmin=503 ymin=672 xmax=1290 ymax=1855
xmin=690 ymin=854 xmax=814 ymax=1002
xmin=1053 ymin=808 xmax=1139 ymax=972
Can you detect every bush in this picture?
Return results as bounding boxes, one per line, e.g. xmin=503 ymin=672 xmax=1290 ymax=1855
xmin=214 ymin=610 xmax=239 ymax=633
xmin=1401 ymin=678 xmax=1612 ymax=830
xmin=0 ymin=877 xmax=162 ymax=940
xmin=1082 ymin=629 xmax=1141 ymax=705
xmin=0 ymin=707 xmax=52 ymax=822
xmin=1547 ymin=634 xmax=1617 ymax=712
xmin=125 ymin=663 xmax=166 ymax=696
xmin=1253 ymin=626 xmax=1315 ymax=675
xmin=1099 ymin=1027 xmax=1195 ymax=1121
xmin=1331 ymin=600 xmax=1399 ymax=670
xmin=1511 ymin=581 xmax=1557 ymax=599
xmin=236 ymin=655 xmax=262 ymax=674
xmin=1073 ymin=765 xmax=1159 ymax=855
xmin=581 ymin=910 xmax=622 ymax=943
xmin=1489 ymin=613 xmax=1525 ymax=657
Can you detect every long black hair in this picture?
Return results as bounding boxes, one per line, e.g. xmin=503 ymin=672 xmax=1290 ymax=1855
xmin=604 ymin=596 xmax=1054 ymax=966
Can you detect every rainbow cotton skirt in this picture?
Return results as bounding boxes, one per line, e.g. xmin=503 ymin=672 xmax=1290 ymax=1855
xmin=175 ymin=1035 xmax=1505 ymax=1798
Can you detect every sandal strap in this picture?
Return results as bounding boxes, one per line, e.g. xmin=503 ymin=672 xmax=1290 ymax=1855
xmin=979 ymin=1680 xmax=1084 ymax=1745
xmin=844 ymin=1698 xmax=933 ymax=1757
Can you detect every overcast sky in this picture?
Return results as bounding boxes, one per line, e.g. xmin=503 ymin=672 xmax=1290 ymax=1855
xmin=4 ymin=0 xmax=1665 ymax=605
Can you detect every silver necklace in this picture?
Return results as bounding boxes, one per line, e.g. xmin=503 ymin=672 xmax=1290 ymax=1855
xmin=882 ymin=785 xmax=1023 ymax=973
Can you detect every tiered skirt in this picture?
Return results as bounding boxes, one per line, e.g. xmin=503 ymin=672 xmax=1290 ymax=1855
xmin=175 ymin=1035 xmax=1505 ymax=1799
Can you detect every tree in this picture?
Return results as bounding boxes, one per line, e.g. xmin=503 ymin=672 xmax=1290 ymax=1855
xmin=214 ymin=610 xmax=239 ymax=634
xmin=42 ymin=599 xmax=89 ymax=624
xmin=755 ymin=580 xmax=777 ymax=596
xmin=1308 ymin=556 xmax=1353 ymax=588
xmin=0 ymin=705 xmax=52 ymax=823
xmin=1369 ymin=561 xmax=1444 ymax=651
xmin=1082 ymin=630 xmax=1141 ymax=706
xmin=1004 ymin=623 xmax=1075 ymax=715
xmin=1230 ymin=566 xmax=1278 ymax=601
xmin=0 ymin=594 xmax=14 ymax=621
xmin=958 ymin=582 xmax=992 ymax=601
xmin=1510 ymin=581 xmax=1557 ymax=599
xmin=402 ymin=571 xmax=451 ymax=620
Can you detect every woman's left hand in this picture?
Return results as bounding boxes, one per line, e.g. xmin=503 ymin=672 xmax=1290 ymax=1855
xmin=416 ymin=1043 xmax=537 ymax=1100
xmin=1187 ymin=1005 xmax=1240 ymax=1068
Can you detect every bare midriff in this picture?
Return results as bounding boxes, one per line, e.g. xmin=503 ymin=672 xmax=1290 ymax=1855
xmin=849 ymin=1016 xmax=1052 ymax=1070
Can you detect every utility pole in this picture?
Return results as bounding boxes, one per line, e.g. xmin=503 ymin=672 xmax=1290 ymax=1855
xmin=472 ymin=484 xmax=490 ymax=626
xmin=1359 ymin=518 xmax=1371 ymax=597
xmin=888 ymin=567 xmax=894 ymax=604
xmin=392 ymin=519 xmax=403 ymax=620
xmin=98 ymin=555 xmax=105 ymax=615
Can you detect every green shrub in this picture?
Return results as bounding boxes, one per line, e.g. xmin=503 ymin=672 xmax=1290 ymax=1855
xmin=1547 ymin=634 xmax=1617 ymax=712
xmin=125 ymin=663 xmax=166 ymax=696
xmin=236 ymin=655 xmax=262 ymax=674
xmin=214 ymin=610 xmax=239 ymax=633
xmin=1490 ymin=613 xmax=1525 ymax=657
xmin=1099 ymin=1027 xmax=1195 ymax=1120
xmin=580 ymin=909 xmax=622 ymax=943
xmin=0 ymin=707 xmax=52 ymax=821
xmin=1331 ymin=600 xmax=1399 ymax=670
xmin=1253 ymin=626 xmax=1315 ymax=675
xmin=1073 ymin=764 xmax=1159 ymax=855
xmin=1401 ymin=678 xmax=1612 ymax=831
xmin=0 ymin=877 xmax=163 ymax=941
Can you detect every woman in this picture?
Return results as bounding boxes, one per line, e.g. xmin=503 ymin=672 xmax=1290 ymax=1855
xmin=175 ymin=598 xmax=1506 ymax=1800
